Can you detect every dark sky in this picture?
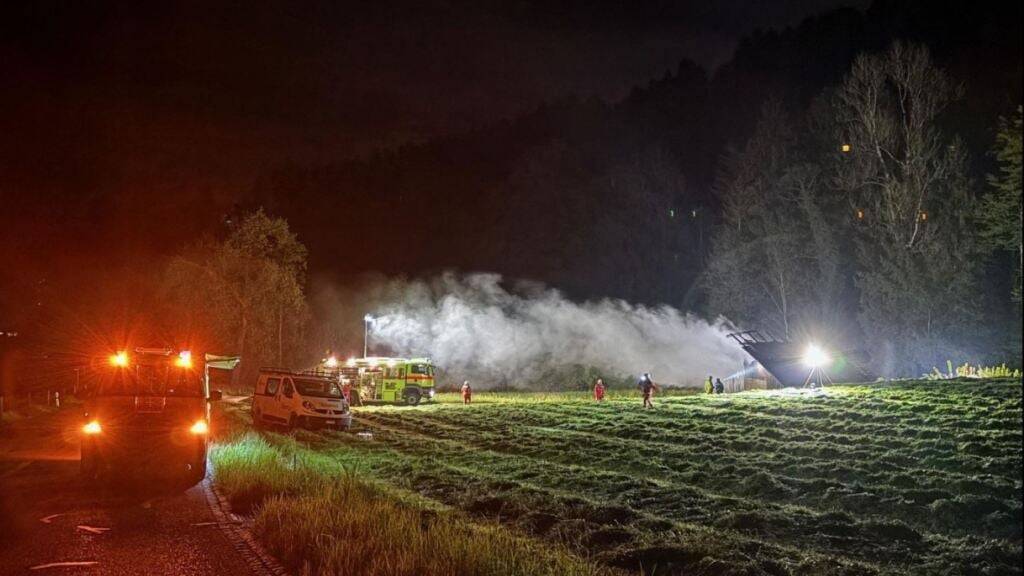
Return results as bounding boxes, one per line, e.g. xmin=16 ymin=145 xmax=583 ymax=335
xmin=1 ymin=0 xmax=872 ymax=310
xmin=2 ymin=1 xmax=867 ymax=173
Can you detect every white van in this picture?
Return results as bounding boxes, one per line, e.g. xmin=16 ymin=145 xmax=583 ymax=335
xmin=252 ymin=368 xmax=352 ymax=430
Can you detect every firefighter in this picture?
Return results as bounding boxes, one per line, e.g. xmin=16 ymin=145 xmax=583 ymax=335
xmin=705 ymin=375 xmax=714 ymax=394
xmin=714 ymin=377 xmax=725 ymax=394
xmin=461 ymin=380 xmax=472 ymax=404
xmin=594 ymin=378 xmax=606 ymax=402
xmin=637 ymin=373 xmax=656 ymax=409
xmin=341 ymin=379 xmax=353 ymax=404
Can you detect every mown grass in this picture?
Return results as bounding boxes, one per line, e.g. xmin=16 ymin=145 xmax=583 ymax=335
xmin=214 ymin=379 xmax=1023 ymax=576
xmin=210 ymin=432 xmax=620 ymax=576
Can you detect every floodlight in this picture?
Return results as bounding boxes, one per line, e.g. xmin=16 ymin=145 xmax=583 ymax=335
xmin=176 ymin=350 xmax=192 ymax=368
xmin=802 ymin=344 xmax=830 ymax=368
xmin=324 ymin=356 xmax=339 ymax=368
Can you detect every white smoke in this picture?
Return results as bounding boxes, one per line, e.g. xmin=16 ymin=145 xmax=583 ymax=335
xmin=361 ymin=273 xmax=744 ymax=388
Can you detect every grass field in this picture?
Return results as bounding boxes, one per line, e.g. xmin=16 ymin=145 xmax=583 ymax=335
xmin=212 ymin=379 xmax=1023 ymax=575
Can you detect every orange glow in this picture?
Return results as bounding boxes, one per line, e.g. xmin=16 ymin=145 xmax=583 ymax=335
xmin=109 ymin=351 xmax=129 ymax=367
xmin=855 ymin=209 xmax=864 ymax=220
xmin=83 ymin=420 xmax=102 ymax=434
xmin=919 ymin=211 xmax=928 ymax=221
xmin=176 ymin=350 xmax=192 ymax=368
xmin=324 ymin=356 xmax=339 ymax=368
xmin=189 ymin=420 xmax=209 ymax=434
xmin=841 ymin=143 xmax=851 ymax=153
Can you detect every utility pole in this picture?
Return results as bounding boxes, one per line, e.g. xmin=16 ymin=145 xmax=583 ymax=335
xmin=363 ymin=314 xmax=373 ymax=358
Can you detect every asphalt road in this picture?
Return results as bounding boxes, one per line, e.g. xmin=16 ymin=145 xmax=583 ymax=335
xmin=0 ymin=409 xmax=258 ymax=575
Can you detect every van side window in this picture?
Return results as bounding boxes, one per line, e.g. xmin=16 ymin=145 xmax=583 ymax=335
xmin=265 ymin=378 xmax=281 ymax=396
xmin=283 ymin=379 xmax=295 ymax=397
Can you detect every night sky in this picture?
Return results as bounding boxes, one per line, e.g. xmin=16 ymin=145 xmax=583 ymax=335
xmin=1 ymin=0 xmax=1017 ymax=319
xmin=3 ymin=1 xmax=865 ymax=157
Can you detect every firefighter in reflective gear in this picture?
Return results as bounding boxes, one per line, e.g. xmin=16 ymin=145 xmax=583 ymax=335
xmin=637 ymin=373 xmax=657 ymax=408
xmin=705 ymin=376 xmax=714 ymax=394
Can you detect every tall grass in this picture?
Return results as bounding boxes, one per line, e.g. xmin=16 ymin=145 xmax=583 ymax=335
xmin=211 ymin=433 xmax=617 ymax=576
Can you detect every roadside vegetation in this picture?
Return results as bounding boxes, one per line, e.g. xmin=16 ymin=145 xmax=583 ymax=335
xmin=213 ymin=379 xmax=1022 ymax=575
xmin=211 ymin=433 xmax=618 ymax=576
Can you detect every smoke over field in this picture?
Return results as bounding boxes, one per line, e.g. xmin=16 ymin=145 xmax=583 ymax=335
xmin=350 ymin=273 xmax=743 ymax=388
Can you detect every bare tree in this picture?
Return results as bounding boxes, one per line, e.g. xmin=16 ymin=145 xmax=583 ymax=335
xmin=834 ymin=42 xmax=981 ymax=374
xmin=706 ymin=101 xmax=843 ymax=339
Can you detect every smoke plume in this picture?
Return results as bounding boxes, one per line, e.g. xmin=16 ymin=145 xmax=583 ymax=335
xmin=355 ymin=273 xmax=743 ymax=388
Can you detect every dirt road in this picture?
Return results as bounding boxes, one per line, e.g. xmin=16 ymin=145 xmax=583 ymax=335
xmin=0 ymin=409 xmax=262 ymax=575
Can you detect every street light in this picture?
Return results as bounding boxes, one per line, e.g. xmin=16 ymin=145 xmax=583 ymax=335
xmin=363 ymin=314 xmax=374 ymax=358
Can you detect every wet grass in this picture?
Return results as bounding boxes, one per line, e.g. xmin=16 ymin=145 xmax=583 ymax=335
xmin=210 ymin=433 xmax=618 ymax=576
xmin=213 ymin=378 xmax=1023 ymax=575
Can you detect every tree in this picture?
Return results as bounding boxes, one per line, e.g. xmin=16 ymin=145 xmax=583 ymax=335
xmin=164 ymin=210 xmax=309 ymax=384
xmin=977 ymin=106 xmax=1022 ymax=301
xmin=705 ymin=101 xmax=845 ymax=340
xmin=833 ymin=42 xmax=981 ymax=375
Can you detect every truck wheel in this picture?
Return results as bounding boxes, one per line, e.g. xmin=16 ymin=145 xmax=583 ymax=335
xmin=252 ymin=407 xmax=264 ymax=429
xmin=186 ymin=459 xmax=208 ymax=485
xmin=287 ymin=413 xmax=297 ymax=430
xmin=403 ymin=389 xmax=421 ymax=406
xmin=80 ymin=446 xmax=100 ymax=484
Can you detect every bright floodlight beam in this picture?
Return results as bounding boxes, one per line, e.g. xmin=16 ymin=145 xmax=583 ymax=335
xmin=802 ymin=344 xmax=830 ymax=368
xmin=324 ymin=355 xmax=339 ymax=368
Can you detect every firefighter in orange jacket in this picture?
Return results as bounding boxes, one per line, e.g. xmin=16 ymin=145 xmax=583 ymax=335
xmin=594 ymin=378 xmax=606 ymax=401
xmin=461 ymin=380 xmax=472 ymax=404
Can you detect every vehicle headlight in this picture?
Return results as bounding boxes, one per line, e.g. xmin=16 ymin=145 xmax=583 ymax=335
xmin=83 ymin=420 xmax=102 ymax=435
xmin=302 ymin=400 xmax=315 ymax=411
xmin=189 ymin=420 xmax=209 ymax=435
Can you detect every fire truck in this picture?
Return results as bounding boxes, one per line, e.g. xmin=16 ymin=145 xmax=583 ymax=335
xmin=321 ymin=356 xmax=435 ymax=405
xmin=79 ymin=347 xmax=237 ymax=485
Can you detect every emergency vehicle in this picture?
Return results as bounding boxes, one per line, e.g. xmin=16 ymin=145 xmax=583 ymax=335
xmin=322 ymin=357 xmax=436 ymax=405
xmin=80 ymin=348 xmax=236 ymax=485
xmin=251 ymin=368 xmax=352 ymax=430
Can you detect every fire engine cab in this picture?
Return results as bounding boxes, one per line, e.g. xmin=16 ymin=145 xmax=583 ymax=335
xmin=80 ymin=347 xmax=236 ymax=485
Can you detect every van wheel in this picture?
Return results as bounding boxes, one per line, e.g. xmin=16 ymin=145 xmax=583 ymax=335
xmin=287 ymin=413 xmax=297 ymax=430
xmin=403 ymin=389 xmax=421 ymax=406
xmin=252 ymin=407 xmax=264 ymax=429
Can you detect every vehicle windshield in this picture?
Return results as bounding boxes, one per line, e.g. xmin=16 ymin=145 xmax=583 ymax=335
xmin=294 ymin=378 xmax=342 ymax=398
xmin=411 ymin=364 xmax=433 ymax=376
xmin=96 ymin=364 xmax=204 ymax=397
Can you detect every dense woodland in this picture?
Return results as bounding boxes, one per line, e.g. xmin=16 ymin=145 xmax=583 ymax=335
xmin=1 ymin=0 xmax=1021 ymax=381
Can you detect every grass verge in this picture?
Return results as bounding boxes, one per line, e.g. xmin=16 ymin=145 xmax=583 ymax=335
xmin=211 ymin=433 xmax=619 ymax=576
